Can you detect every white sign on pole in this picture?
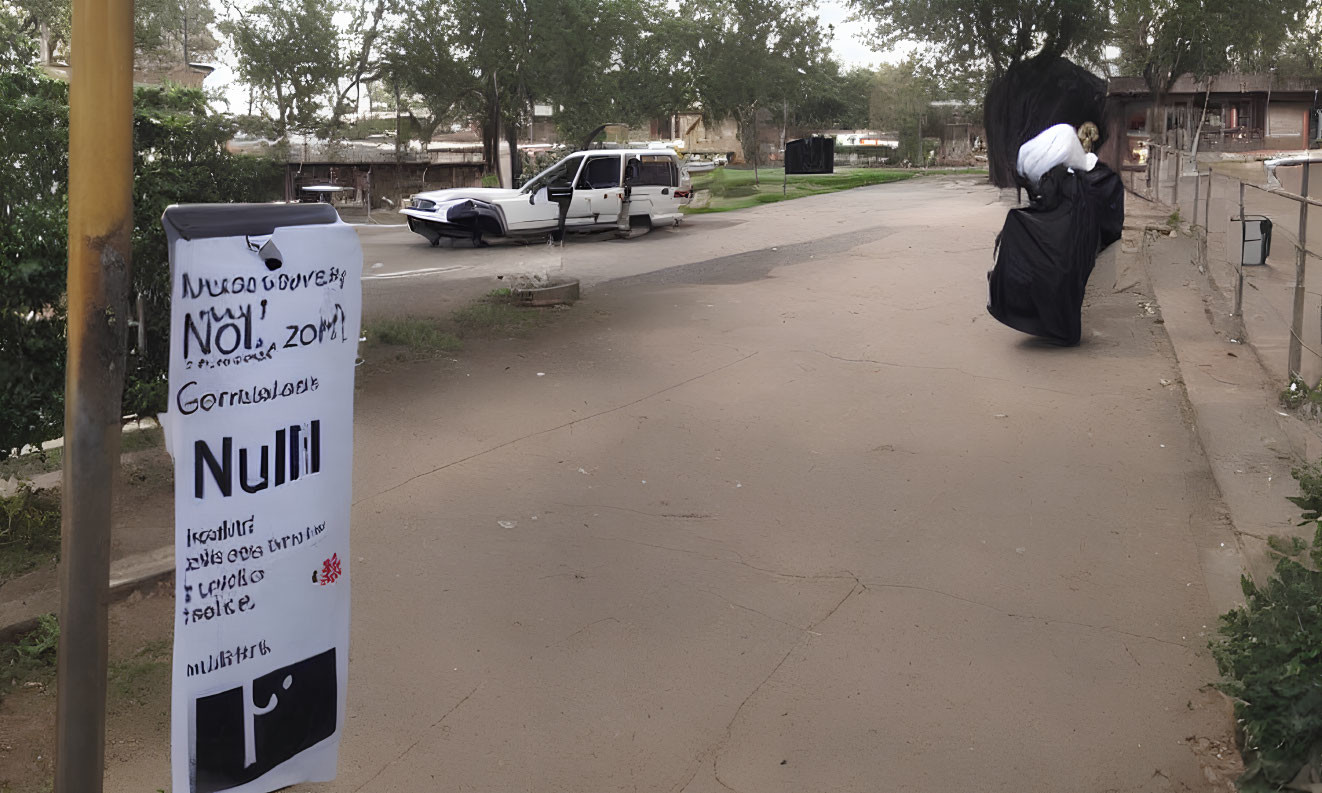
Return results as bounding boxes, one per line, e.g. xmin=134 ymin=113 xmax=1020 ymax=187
xmin=162 ymin=204 xmax=361 ymax=793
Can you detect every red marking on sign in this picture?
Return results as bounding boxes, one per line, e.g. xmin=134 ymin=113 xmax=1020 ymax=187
xmin=320 ymin=553 xmax=342 ymax=586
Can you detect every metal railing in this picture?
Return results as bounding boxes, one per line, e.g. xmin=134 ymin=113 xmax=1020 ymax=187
xmin=1131 ymin=143 xmax=1322 ymax=385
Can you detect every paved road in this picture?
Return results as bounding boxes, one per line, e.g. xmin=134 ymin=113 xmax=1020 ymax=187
xmin=356 ymin=177 xmax=991 ymax=319
xmin=110 ymin=177 xmax=1240 ymax=792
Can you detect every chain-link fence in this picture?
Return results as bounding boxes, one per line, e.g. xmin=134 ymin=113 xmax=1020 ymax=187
xmin=1126 ymin=144 xmax=1322 ymax=387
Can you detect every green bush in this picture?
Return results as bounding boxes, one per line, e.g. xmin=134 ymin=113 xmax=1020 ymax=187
xmin=1214 ymin=465 xmax=1322 ymax=790
xmin=0 ymin=613 xmax=60 ymax=693
xmin=129 ymin=84 xmax=284 ymax=419
xmin=0 ymin=60 xmax=70 ymax=459
xmin=0 ymin=484 xmax=62 ymax=583
xmin=0 ymin=65 xmax=283 ymax=458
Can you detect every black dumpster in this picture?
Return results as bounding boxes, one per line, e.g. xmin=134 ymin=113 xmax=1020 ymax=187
xmin=785 ymin=137 xmax=834 ymax=174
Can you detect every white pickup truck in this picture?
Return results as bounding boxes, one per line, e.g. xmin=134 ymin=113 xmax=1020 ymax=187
xmin=401 ymin=148 xmax=691 ymax=246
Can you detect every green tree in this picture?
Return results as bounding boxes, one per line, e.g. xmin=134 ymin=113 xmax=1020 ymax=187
xmin=0 ymin=59 xmax=282 ymax=455
xmin=8 ymin=0 xmax=220 ymax=66
xmin=849 ymin=0 xmax=1109 ymax=87
xmin=689 ymin=0 xmax=831 ymax=174
xmin=218 ymin=0 xmax=343 ymax=138
xmin=1113 ymin=0 xmax=1312 ymax=97
xmin=322 ymin=0 xmax=389 ymax=138
xmin=792 ymin=63 xmax=874 ymax=130
xmin=134 ymin=0 xmax=221 ymax=69
xmin=0 ymin=44 xmax=69 ymax=458
xmin=128 ymin=85 xmax=284 ymax=417
xmin=5 ymin=0 xmax=70 ymax=63
xmin=379 ymin=3 xmax=469 ymax=154
xmin=869 ymin=59 xmax=935 ymax=162
xmin=1274 ymin=0 xmax=1322 ymax=78
xmin=606 ymin=10 xmax=696 ymax=137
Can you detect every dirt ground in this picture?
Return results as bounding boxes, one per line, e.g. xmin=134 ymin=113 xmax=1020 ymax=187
xmin=0 ymin=446 xmax=174 ymax=612
xmin=0 ymin=581 xmax=174 ymax=793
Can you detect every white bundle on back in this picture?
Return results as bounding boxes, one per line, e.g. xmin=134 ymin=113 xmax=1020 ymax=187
xmin=1016 ymin=123 xmax=1092 ymax=188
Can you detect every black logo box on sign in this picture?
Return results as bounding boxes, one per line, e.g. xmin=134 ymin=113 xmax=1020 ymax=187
xmin=192 ymin=648 xmax=337 ymax=793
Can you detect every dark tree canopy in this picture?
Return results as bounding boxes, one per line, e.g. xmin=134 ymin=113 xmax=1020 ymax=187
xmin=1113 ymin=0 xmax=1312 ymax=96
xmin=849 ymin=0 xmax=1110 ymax=85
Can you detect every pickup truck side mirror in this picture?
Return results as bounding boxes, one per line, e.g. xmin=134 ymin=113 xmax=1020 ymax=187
xmin=546 ymin=183 xmax=574 ymax=206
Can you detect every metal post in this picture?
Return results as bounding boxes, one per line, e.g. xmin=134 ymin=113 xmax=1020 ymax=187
xmin=1290 ymin=161 xmax=1311 ymax=379
xmin=1151 ymin=146 xmax=1159 ymax=201
xmin=1204 ymin=170 xmax=1212 ymax=233
xmin=55 ymin=0 xmax=133 ymax=787
xmin=1193 ymin=166 xmax=1200 ymax=227
xmin=1173 ymin=149 xmax=1180 ymax=208
xmin=1193 ymin=168 xmax=1203 ymax=265
xmin=1234 ymin=181 xmax=1245 ymax=318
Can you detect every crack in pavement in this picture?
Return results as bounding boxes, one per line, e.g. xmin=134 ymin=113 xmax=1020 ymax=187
xmin=558 ymin=502 xmax=715 ymax=520
xmin=547 ymin=617 xmax=620 ymax=649
xmin=704 ymin=580 xmax=863 ymax=793
xmin=351 ymin=681 xmax=484 ymax=791
xmin=694 ymin=588 xmax=811 ymax=634
xmin=353 ymin=352 xmax=758 ymax=506
xmin=861 ymin=581 xmax=1193 ymax=649
xmin=568 ymin=535 xmax=1193 ymax=787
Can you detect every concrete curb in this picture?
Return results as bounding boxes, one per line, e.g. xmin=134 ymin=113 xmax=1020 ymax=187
xmin=0 ymin=546 xmax=173 ymax=645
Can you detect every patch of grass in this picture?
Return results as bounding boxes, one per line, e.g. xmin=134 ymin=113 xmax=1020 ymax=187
xmin=0 ymin=426 xmax=164 ymax=481
xmin=0 ymin=485 xmax=61 ymax=585
xmin=108 ymin=639 xmax=170 ymax=708
xmin=452 ymin=301 xmax=546 ymax=337
xmin=684 ymin=167 xmax=986 ymax=213
xmin=364 ymin=317 xmax=463 ymax=356
xmin=1167 ymin=209 xmax=1182 ymax=228
xmin=0 ymin=614 xmax=58 ymax=694
xmin=0 ymin=448 xmax=60 ymax=480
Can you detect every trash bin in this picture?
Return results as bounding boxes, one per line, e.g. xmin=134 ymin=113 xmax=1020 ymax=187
xmin=1241 ymin=215 xmax=1272 ymax=266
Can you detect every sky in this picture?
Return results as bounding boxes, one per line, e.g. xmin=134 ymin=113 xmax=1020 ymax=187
xmin=204 ymin=0 xmax=911 ymax=115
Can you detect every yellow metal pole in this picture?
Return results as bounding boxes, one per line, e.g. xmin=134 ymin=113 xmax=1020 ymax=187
xmin=55 ymin=0 xmax=133 ymax=786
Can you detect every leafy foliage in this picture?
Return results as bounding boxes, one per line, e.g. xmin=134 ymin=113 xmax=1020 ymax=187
xmin=869 ymin=59 xmax=937 ymax=162
xmin=9 ymin=0 xmax=219 ymax=66
xmin=1290 ymin=461 xmax=1322 ymax=525
xmin=688 ymin=0 xmax=830 ymax=165
xmin=134 ymin=0 xmax=221 ymax=69
xmin=1213 ymin=466 xmax=1322 ymax=791
xmin=1113 ymin=0 xmax=1312 ymax=95
xmin=0 ymin=613 xmax=60 ymax=695
xmin=0 ymin=60 xmax=70 ymax=458
xmin=848 ymin=0 xmax=1109 ymax=87
xmin=129 ymin=84 xmax=284 ymax=418
xmin=218 ymin=0 xmax=344 ymax=138
xmin=792 ymin=65 xmax=874 ymax=131
xmin=0 ymin=71 xmax=281 ymax=457
xmin=0 ymin=484 xmax=61 ymax=584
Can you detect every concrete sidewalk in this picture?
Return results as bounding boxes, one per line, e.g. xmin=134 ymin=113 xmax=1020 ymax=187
xmin=102 ymin=176 xmax=1248 ymax=792
xmin=1131 ymin=188 xmax=1320 ymax=584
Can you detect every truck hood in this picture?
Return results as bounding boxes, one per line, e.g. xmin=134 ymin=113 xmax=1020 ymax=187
xmin=411 ymin=187 xmax=523 ymax=204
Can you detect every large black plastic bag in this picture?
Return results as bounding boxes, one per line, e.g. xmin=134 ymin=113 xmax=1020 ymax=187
xmin=1083 ymin=163 xmax=1124 ymax=251
xmin=988 ymin=164 xmax=1100 ymax=345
